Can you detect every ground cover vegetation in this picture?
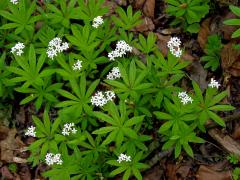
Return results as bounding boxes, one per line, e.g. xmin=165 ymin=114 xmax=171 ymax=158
xmin=0 ymin=0 xmax=239 ymax=179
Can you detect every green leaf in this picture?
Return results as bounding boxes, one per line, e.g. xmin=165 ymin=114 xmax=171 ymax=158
xmin=92 ymin=126 xmax=116 ymax=134
xmin=207 ymin=110 xmax=225 ymax=127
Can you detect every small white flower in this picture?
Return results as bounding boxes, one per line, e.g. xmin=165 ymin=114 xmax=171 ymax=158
xmin=47 ymin=37 xmax=69 ymax=59
xmin=105 ymin=91 xmax=115 ymax=101
xmin=25 ymin=126 xmax=36 ymax=137
xmin=10 ymin=0 xmax=19 ymax=4
xmin=91 ymin=91 xmax=115 ymax=107
xmin=11 ymin=42 xmax=25 ymax=56
xmin=45 ymin=153 xmax=63 ymax=166
xmin=178 ymin=91 xmax=193 ymax=105
xmin=167 ymin=37 xmax=182 ymax=57
xmin=72 ymin=60 xmax=82 ymax=71
xmin=106 ymin=67 xmax=121 ymax=80
xmin=117 ymin=153 xmax=131 ymax=163
xmin=92 ymin=16 xmax=104 ymax=28
xmin=208 ymin=78 xmax=221 ymax=89
xmin=108 ymin=40 xmax=132 ymax=61
xmin=62 ymin=123 xmax=77 ymax=136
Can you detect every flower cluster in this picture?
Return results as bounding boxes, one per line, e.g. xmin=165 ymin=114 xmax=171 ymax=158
xmin=47 ymin=37 xmax=69 ymax=59
xmin=178 ymin=91 xmax=193 ymax=105
xmin=106 ymin=67 xmax=121 ymax=80
xmin=11 ymin=42 xmax=25 ymax=56
xmin=92 ymin=16 xmax=104 ymax=28
xmin=25 ymin=126 xmax=36 ymax=137
xmin=117 ymin=153 xmax=131 ymax=163
xmin=108 ymin=40 xmax=132 ymax=61
xmin=45 ymin=153 xmax=63 ymax=166
xmin=10 ymin=0 xmax=19 ymax=4
xmin=208 ymin=78 xmax=221 ymax=89
xmin=91 ymin=91 xmax=115 ymax=107
xmin=62 ymin=123 xmax=77 ymax=136
xmin=72 ymin=60 xmax=82 ymax=71
xmin=167 ymin=37 xmax=182 ymax=57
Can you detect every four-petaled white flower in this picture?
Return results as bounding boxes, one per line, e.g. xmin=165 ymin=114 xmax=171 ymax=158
xmin=167 ymin=37 xmax=182 ymax=58
xmin=106 ymin=67 xmax=121 ymax=80
xmin=178 ymin=91 xmax=193 ymax=105
xmin=92 ymin=16 xmax=104 ymax=28
xmin=117 ymin=153 xmax=131 ymax=163
xmin=11 ymin=42 xmax=25 ymax=56
xmin=45 ymin=153 xmax=63 ymax=166
xmin=25 ymin=126 xmax=36 ymax=137
xmin=72 ymin=60 xmax=82 ymax=71
xmin=208 ymin=78 xmax=221 ymax=89
xmin=47 ymin=37 xmax=69 ymax=59
xmin=10 ymin=0 xmax=19 ymax=4
xmin=108 ymin=40 xmax=132 ymax=61
xmin=62 ymin=123 xmax=77 ymax=136
xmin=91 ymin=90 xmax=115 ymax=107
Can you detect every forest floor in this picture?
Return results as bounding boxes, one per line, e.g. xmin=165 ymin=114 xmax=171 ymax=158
xmin=1 ymin=0 xmax=240 ymax=179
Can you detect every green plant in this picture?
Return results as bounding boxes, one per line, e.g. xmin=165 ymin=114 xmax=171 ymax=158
xmin=165 ymin=0 xmax=209 ymax=33
xmin=233 ymin=167 xmax=240 ymax=180
xmin=134 ymin=32 xmax=157 ymax=55
xmin=107 ymin=151 xmax=148 ymax=180
xmin=0 ymin=0 xmax=41 ymax=38
xmin=227 ymin=154 xmax=239 ymax=165
xmin=224 ymin=5 xmax=240 ymax=38
xmin=112 ymin=6 xmax=142 ymax=30
xmin=201 ymin=34 xmax=223 ymax=71
xmin=93 ymin=101 xmax=145 ymax=147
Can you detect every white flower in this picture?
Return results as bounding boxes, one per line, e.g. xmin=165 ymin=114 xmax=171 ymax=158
xmin=92 ymin=16 xmax=104 ymax=28
xmin=117 ymin=153 xmax=131 ymax=163
xmin=47 ymin=37 xmax=69 ymax=59
xmin=45 ymin=153 xmax=63 ymax=166
xmin=25 ymin=126 xmax=36 ymax=137
xmin=208 ymin=78 xmax=221 ymax=89
xmin=11 ymin=42 xmax=25 ymax=56
xmin=91 ymin=91 xmax=115 ymax=107
xmin=72 ymin=60 xmax=82 ymax=71
xmin=108 ymin=40 xmax=132 ymax=61
xmin=105 ymin=91 xmax=115 ymax=101
xmin=10 ymin=0 xmax=19 ymax=4
xmin=62 ymin=123 xmax=77 ymax=136
xmin=178 ymin=91 xmax=193 ymax=105
xmin=167 ymin=37 xmax=182 ymax=57
xmin=106 ymin=67 xmax=121 ymax=80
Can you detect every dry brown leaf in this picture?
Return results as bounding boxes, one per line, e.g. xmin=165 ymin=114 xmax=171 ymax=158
xmin=0 ymin=127 xmax=26 ymax=163
xmin=143 ymin=0 xmax=155 ymax=18
xmin=134 ymin=0 xmax=145 ymax=9
xmin=134 ymin=17 xmax=155 ymax=32
xmin=156 ymin=33 xmax=170 ymax=56
xmin=1 ymin=166 xmax=14 ymax=179
xmin=189 ymin=61 xmax=208 ymax=91
xmin=221 ymin=42 xmax=240 ymax=76
xmin=196 ymin=165 xmax=231 ymax=180
xmin=166 ymin=163 xmax=192 ymax=180
xmin=13 ymin=157 xmax=28 ymax=164
xmin=197 ymin=18 xmax=211 ymax=50
xmin=115 ymin=0 xmax=127 ymax=6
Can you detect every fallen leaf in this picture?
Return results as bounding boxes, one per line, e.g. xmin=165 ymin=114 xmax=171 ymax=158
xmin=115 ymin=0 xmax=127 ymax=6
xmin=188 ymin=61 xmax=208 ymax=91
xmin=144 ymin=165 xmax=163 ymax=180
xmin=13 ymin=157 xmax=28 ymax=164
xmin=143 ymin=0 xmax=155 ymax=18
xmin=134 ymin=17 xmax=155 ymax=32
xmin=197 ymin=18 xmax=211 ymax=50
xmin=134 ymin=0 xmax=145 ymax=9
xmin=156 ymin=33 xmax=170 ymax=56
xmin=196 ymin=165 xmax=231 ymax=180
xmin=1 ymin=166 xmax=14 ymax=179
xmin=221 ymin=42 xmax=240 ymax=77
xmin=0 ymin=127 xmax=26 ymax=163
xmin=166 ymin=162 xmax=192 ymax=180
